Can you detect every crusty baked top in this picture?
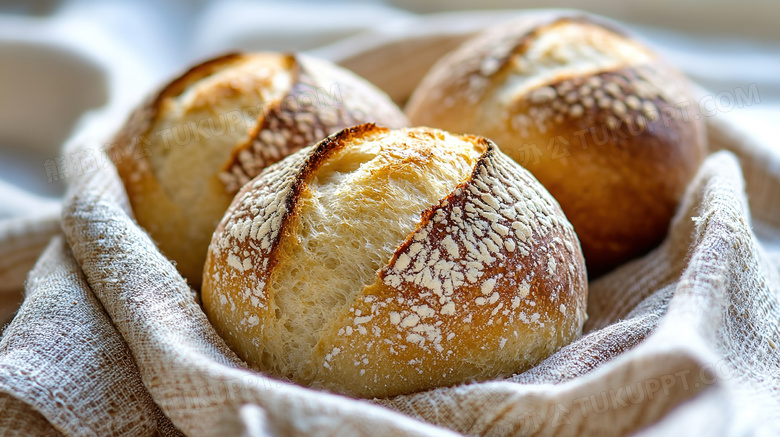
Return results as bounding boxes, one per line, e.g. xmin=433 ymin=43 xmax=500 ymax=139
xmin=204 ymin=125 xmax=587 ymax=397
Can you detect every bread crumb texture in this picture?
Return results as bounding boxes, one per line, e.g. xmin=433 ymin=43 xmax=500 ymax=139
xmin=113 ymin=52 xmax=406 ymax=287
xmin=115 ymin=53 xmax=293 ymax=287
xmin=203 ymin=125 xmax=587 ymax=398
xmin=149 ymin=55 xmax=292 ymax=203
xmin=219 ymin=55 xmax=408 ymax=193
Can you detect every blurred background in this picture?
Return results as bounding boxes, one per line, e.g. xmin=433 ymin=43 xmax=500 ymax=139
xmin=0 ymin=0 xmax=778 ymax=203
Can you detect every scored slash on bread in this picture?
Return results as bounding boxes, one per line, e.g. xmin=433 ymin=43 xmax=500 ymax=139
xmin=220 ymin=55 xmax=409 ymax=193
xmin=202 ymin=124 xmax=587 ymax=398
xmin=110 ymin=53 xmax=407 ymax=287
xmin=406 ymin=12 xmax=707 ymax=276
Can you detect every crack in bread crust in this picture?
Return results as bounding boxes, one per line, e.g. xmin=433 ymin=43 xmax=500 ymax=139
xmin=313 ymin=139 xmax=587 ymax=397
xmin=219 ymin=57 xmax=408 ymax=193
xmin=202 ymin=124 xmax=388 ymax=373
xmin=110 ymin=52 xmax=408 ymax=287
xmin=206 ymin=124 xmax=380 ymax=307
xmin=406 ymin=12 xmax=706 ymax=276
xmin=203 ymin=125 xmax=588 ymax=398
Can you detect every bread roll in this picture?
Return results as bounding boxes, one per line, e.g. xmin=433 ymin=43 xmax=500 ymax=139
xmin=406 ymin=12 xmax=707 ymax=275
xmin=202 ymin=124 xmax=587 ymax=398
xmin=111 ymin=53 xmax=407 ymax=287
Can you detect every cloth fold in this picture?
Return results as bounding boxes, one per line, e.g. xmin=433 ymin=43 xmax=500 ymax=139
xmin=60 ymin=164 xmax=456 ymax=436
xmin=376 ymin=150 xmax=780 ymax=437
xmin=50 ymin=114 xmax=780 ymax=435
xmin=0 ymin=236 xmax=180 ymax=436
xmin=0 ymin=210 xmax=60 ymax=325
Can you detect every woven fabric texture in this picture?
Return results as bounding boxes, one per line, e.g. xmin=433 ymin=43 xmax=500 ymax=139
xmin=0 ymin=112 xmax=777 ymax=436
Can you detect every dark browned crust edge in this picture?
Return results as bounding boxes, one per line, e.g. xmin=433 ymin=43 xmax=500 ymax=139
xmin=378 ymin=135 xmax=496 ymax=278
xmin=110 ymin=52 xmax=247 ymax=166
xmin=261 ymin=123 xmax=388 ymax=283
xmin=218 ymin=53 xmax=300 ymax=185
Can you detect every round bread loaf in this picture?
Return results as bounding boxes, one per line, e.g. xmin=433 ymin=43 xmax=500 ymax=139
xmin=405 ymin=12 xmax=707 ymax=275
xmin=111 ymin=52 xmax=407 ymax=287
xmin=202 ymin=124 xmax=588 ymax=398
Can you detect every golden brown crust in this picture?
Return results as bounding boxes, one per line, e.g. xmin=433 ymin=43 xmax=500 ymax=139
xmin=406 ymin=12 xmax=707 ymax=275
xmin=406 ymin=13 xmax=632 ymax=130
xmin=110 ymin=53 xmax=245 ymax=192
xmin=204 ymin=124 xmax=386 ymax=315
xmin=219 ymin=56 xmax=408 ymax=193
xmin=109 ymin=52 xmax=407 ymax=287
xmin=313 ymin=139 xmax=587 ymax=397
xmin=502 ymin=66 xmax=705 ymax=272
xmin=203 ymin=125 xmax=588 ymax=398
xmin=113 ymin=53 xmax=247 ymax=153
xmin=110 ymin=53 xmax=293 ymax=287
